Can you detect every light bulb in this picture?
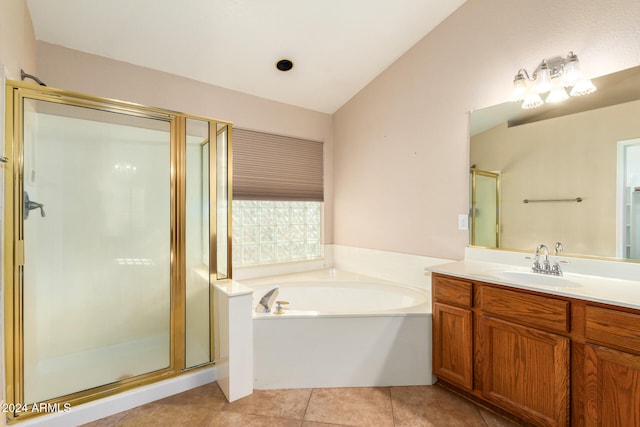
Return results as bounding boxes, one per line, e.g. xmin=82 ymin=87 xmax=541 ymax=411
xmin=534 ymin=61 xmax=552 ymax=93
xmin=546 ymin=84 xmax=569 ymax=103
xmin=570 ymin=78 xmax=597 ymax=96
xmin=562 ymin=52 xmax=583 ymax=87
xmin=510 ymin=72 xmax=528 ymax=102
xmin=521 ymin=91 xmax=543 ymax=109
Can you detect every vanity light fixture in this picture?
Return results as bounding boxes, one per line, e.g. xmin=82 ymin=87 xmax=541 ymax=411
xmin=510 ymin=51 xmax=596 ymax=109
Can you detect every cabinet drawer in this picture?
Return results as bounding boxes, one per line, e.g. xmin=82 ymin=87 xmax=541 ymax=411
xmin=586 ymin=305 xmax=640 ymax=354
xmin=479 ymin=286 xmax=569 ymax=334
xmin=433 ymin=275 xmax=472 ymax=307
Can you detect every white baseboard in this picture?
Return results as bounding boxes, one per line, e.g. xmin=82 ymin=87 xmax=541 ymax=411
xmin=16 ymin=367 xmax=216 ymax=427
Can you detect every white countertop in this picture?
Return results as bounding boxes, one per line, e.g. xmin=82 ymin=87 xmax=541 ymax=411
xmin=430 ymin=259 xmax=640 ymax=310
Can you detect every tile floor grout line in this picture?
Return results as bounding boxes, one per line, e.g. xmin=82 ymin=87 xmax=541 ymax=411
xmin=302 ymin=387 xmax=316 ymax=423
xmin=388 ymin=387 xmax=397 ymax=427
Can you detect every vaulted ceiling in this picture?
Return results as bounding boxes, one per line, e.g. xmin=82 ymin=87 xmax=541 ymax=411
xmin=27 ymin=0 xmax=466 ymax=113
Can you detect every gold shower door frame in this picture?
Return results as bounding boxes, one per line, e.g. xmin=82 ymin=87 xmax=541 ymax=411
xmin=3 ymin=81 xmax=233 ymax=423
xmin=470 ymin=169 xmax=501 ymax=247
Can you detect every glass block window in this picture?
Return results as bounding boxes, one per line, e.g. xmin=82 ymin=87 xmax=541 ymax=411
xmin=233 ymin=200 xmax=322 ymax=267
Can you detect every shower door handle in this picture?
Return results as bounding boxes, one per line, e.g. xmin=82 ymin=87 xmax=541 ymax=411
xmin=24 ymin=191 xmax=46 ymax=219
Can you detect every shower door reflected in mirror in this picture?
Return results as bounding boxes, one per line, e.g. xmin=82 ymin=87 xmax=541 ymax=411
xmin=470 ymin=169 xmax=500 ymax=247
xmin=22 ymin=99 xmax=172 ymax=403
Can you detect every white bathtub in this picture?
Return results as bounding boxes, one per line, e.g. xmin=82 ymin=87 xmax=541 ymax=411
xmin=244 ymin=269 xmax=434 ymax=389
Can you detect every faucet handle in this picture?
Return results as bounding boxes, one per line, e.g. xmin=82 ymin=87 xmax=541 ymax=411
xmin=274 ymin=301 xmax=289 ymax=315
xmin=554 ymin=242 xmax=564 ymax=255
xmin=531 ymin=258 xmax=542 ymax=273
xmin=551 ymin=262 xmax=563 ymax=276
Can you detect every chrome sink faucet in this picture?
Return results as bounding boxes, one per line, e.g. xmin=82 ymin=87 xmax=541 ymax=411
xmin=532 ymin=244 xmax=563 ymax=276
xmin=532 ymin=244 xmax=549 ymax=274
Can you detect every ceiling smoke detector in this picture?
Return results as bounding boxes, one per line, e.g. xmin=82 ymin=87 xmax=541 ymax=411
xmin=276 ymin=59 xmax=294 ymax=72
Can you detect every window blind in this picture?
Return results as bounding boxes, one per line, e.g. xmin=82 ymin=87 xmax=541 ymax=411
xmin=232 ymin=128 xmax=324 ymax=201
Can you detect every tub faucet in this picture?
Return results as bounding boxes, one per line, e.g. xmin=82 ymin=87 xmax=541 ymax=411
xmin=274 ymin=300 xmax=289 ymax=315
xmin=255 ymin=286 xmax=279 ymax=313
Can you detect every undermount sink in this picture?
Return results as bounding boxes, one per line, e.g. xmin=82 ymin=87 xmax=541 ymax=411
xmin=492 ymin=270 xmax=581 ymax=288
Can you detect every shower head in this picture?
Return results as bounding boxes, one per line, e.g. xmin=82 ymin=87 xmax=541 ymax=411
xmin=20 ymin=69 xmax=47 ymax=86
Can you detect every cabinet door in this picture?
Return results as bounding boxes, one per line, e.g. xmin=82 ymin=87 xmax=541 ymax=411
xmin=479 ymin=316 xmax=569 ymax=427
xmin=585 ymin=344 xmax=640 ymax=426
xmin=433 ymin=302 xmax=473 ymax=389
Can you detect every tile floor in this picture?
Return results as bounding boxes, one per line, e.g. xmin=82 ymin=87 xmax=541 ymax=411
xmin=82 ymin=382 xmax=521 ymax=427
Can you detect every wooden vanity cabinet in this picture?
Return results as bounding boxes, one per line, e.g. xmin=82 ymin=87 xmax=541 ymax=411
xmin=433 ymin=273 xmax=570 ymax=426
xmin=584 ymin=305 xmax=640 ymax=426
xmin=433 ymin=272 xmax=640 ymax=426
xmin=478 ymin=285 xmax=570 ymax=425
xmin=584 ymin=344 xmax=640 ymax=426
xmin=478 ymin=315 xmax=569 ymax=426
xmin=432 ymin=275 xmax=473 ymax=389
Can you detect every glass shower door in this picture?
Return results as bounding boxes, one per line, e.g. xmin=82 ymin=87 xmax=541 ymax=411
xmin=470 ymin=169 xmax=500 ymax=248
xmin=21 ymin=98 xmax=172 ymax=403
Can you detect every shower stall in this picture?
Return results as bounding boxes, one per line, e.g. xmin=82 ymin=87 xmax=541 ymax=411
xmin=3 ymin=82 xmax=231 ymax=422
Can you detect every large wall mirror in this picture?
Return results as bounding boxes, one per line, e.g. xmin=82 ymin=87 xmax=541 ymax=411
xmin=469 ymin=65 xmax=640 ymax=261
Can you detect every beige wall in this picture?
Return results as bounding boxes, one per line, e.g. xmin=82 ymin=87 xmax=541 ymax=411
xmin=472 ymin=100 xmax=640 ymax=257
xmin=333 ymin=0 xmax=640 ymax=260
xmin=35 ymin=42 xmax=334 ymax=243
xmin=0 ymin=0 xmax=36 ymax=78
